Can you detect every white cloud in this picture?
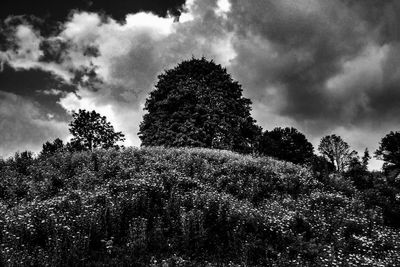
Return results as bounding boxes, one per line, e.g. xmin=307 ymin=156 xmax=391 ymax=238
xmin=0 ymin=25 xmax=73 ymax=81
xmin=40 ymin=88 xmax=65 ymax=96
xmin=216 ymin=0 xmax=231 ymax=18
xmin=13 ymin=25 xmax=43 ymax=63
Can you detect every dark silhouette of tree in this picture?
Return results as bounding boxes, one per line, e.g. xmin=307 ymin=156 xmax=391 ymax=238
xmin=66 ymin=140 xmax=86 ymax=152
xmin=69 ymin=109 xmax=125 ymax=151
xmin=375 ymin=131 xmax=400 ymax=177
xmin=345 ymin=151 xmax=372 ymax=189
xmin=362 ymin=148 xmax=371 ymax=170
xmin=40 ymin=138 xmax=64 ymax=157
xmin=138 ymin=57 xmax=261 ymax=153
xmin=318 ymin=134 xmax=356 ymax=173
xmin=10 ymin=151 xmax=34 ymax=175
xmin=0 ymin=158 xmax=5 ymax=172
xmin=309 ymin=154 xmax=335 ymax=179
xmin=257 ymin=127 xmax=314 ymax=165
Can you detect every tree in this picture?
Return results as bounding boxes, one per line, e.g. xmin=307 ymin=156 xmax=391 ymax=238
xmin=257 ymin=127 xmax=314 ymax=165
xmin=40 ymin=138 xmax=64 ymax=157
xmin=10 ymin=151 xmax=34 ymax=175
xmin=375 ymin=131 xmax=400 ymax=176
xmin=318 ymin=134 xmax=356 ymax=173
xmin=309 ymin=154 xmax=335 ymax=179
xmin=138 ymin=57 xmax=261 ymax=153
xmin=362 ymin=148 xmax=371 ymax=170
xmin=66 ymin=140 xmax=86 ymax=152
xmin=345 ymin=151 xmax=372 ymax=189
xmin=69 ymin=109 xmax=125 ymax=151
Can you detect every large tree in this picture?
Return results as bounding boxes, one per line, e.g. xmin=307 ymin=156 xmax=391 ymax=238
xmin=257 ymin=127 xmax=314 ymax=165
xmin=318 ymin=134 xmax=356 ymax=173
xmin=375 ymin=131 xmax=400 ymax=176
xmin=69 ymin=109 xmax=125 ymax=151
xmin=138 ymin=57 xmax=261 ymax=153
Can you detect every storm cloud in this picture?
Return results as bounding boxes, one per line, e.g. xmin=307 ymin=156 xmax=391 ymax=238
xmin=1 ymin=0 xmax=400 ymax=169
xmin=0 ymin=91 xmax=68 ymax=156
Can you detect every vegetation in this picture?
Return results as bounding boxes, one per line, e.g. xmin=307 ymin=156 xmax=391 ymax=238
xmin=0 ymin=147 xmax=400 ymax=266
xmin=258 ymin=127 xmax=314 ymax=165
xmin=138 ymin=57 xmax=260 ymax=154
xmin=69 ymin=109 xmax=125 ymax=151
xmin=40 ymin=138 xmax=64 ymax=158
xmin=375 ymin=131 xmax=400 ymax=179
xmin=318 ymin=134 xmax=356 ymax=173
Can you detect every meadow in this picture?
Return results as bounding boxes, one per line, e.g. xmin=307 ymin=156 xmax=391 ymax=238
xmin=0 ymin=147 xmax=399 ymax=266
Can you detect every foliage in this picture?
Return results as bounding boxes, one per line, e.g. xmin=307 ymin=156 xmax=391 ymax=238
xmin=258 ymin=127 xmax=314 ymax=165
xmin=69 ymin=109 xmax=125 ymax=151
xmin=308 ymin=155 xmax=335 ymax=180
xmin=139 ymin=57 xmax=261 ymax=154
xmin=318 ymin=134 xmax=357 ymax=173
xmin=375 ymin=131 xmax=400 ymax=179
xmin=362 ymin=148 xmax=371 ymax=170
xmin=345 ymin=153 xmax=373 ymax=190
xmin=10 ymin=151 xmax=34 ymax=175
xmin=0 ymin=147 xmax=399 ymax=266
xmin=39 ymin=138 xmax=64 ymax=158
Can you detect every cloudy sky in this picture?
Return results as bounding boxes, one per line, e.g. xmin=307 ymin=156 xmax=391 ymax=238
xmin=1 ymin=0 xmax=399 ymax=169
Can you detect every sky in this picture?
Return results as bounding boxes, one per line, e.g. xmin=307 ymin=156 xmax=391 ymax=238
xmin=1 ymin=0 xmax=400 ymax=170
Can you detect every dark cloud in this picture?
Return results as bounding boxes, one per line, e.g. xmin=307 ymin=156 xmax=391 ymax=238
xmin=0 ymin=0 xmax=186 ymax=23
xmin=221 ymin=0 xmax=400 ymax=138
xmin=229 ymin=0 xmax=370 ymax=123
xmin=222 ymin=0 xmax=400 ymax=170
xmin=39 ymin=38 xmax=71 ymax=63
xmin=0 ymin=91 xmax=68 ymax=157
xmin=0 ymin=64 xmax=76 ymax=120
xmin=340 ymin=0 xmax=400 ymax=42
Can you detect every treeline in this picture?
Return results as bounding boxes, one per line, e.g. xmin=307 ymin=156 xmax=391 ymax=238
xmin=8 ymin=58 xmax=400 ymax=186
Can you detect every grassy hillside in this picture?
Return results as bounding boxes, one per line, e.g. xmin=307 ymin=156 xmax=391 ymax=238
xmin=0 ymin=147 xmax=399 ymax=266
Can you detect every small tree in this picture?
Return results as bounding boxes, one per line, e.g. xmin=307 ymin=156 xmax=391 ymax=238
xmin=138 ymin=57 xmax=261 ymax=153
xmin=69 ymin=109 xmax=125 ymax=151
xmin=318 ymin=134 xmax=356 ymax=173
xmin=309 ymin=154 xmax=335 ymax=179
xmin=257 ymin=127 xmax=314 ymax=165
xmin=10 ymin=151 xmax=34 ymax=175
xmin=345 ymin=151 xmax=372 ymax=189
xmin=362 ymin=148 xmax=371 ymax=170
xmin=375 ymin=131 xmax=400 ymax=177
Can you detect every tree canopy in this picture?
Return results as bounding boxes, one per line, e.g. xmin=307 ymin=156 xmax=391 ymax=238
xmin=344 ymin=148 xmax=373 ymax=189
xmin=138 ymin=57 xmax=261 ymax=153
xmin=318 ymin=134 xmax=356 ymax=173
xmin=257 ymin=127 xmax=314 ymax=165
xmin=40 ymin=138 xmax=64 ymax=157
xmin=375 ymin=131 xmax=400 ymax=177
xmin=69 ymin=109 xmax=125 ymax=151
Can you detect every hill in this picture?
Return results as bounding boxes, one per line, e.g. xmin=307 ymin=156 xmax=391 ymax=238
xmin=0 ymin=147 xmax=399 ymax=266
